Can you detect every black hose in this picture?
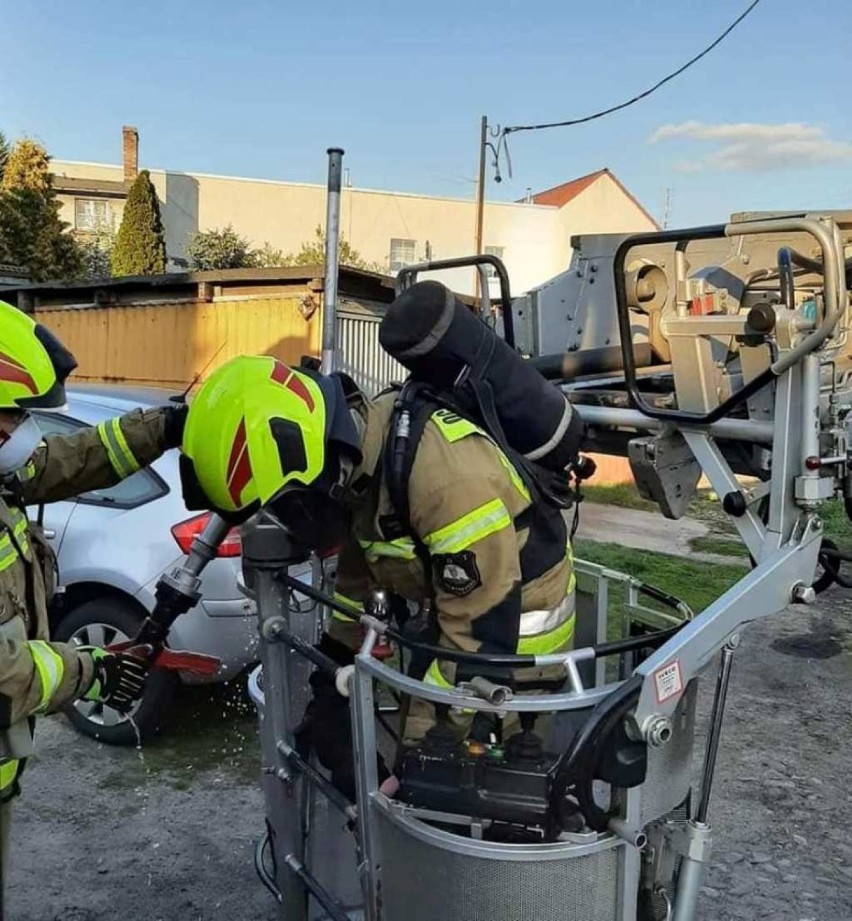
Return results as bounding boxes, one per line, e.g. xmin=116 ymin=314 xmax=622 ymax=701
xmin=593 ymin=626 xmax=682 ymax=658
xmin=778 ymin=247 xmax=795 ymax=312
xmin=282 ymin=571 xmax=682 ymax=669
xmin=817 ymin=544 xmax=852 ymax=590
xmin=254 ymin=833 xmax=282 ymax=904
xmin=277 ymin=628 xmax=341 ymax=680
xmin=548 ymin=674 xmax=644 ymax=832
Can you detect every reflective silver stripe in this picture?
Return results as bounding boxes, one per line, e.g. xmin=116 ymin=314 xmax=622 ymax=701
xmin=28 ymin=641 xmax=65 ymax=711
xmin=518 ymin=590 xmax=576 ymax=637
xmin=524 ymin=399 xmax=574 ymax=462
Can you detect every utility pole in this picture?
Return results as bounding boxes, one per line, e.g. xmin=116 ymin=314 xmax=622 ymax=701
xmin=661 ymin=187 xmax=673 ymax=230
xmin=474 ymin=115 xmax=487 ymax=299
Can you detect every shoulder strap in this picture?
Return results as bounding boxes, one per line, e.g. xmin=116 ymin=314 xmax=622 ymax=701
xmin=383 ymin=381 xmax=436 ymax=569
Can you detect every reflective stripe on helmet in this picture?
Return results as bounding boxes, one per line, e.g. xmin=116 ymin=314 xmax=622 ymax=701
xmin=97 ymin=417 xmax=141 ymax=479
xmin=0 ymin=301 xmax=63 ymax=410
xmin=28 ymin=641 xmax=65 ymax=711
xmin=181 ymin=356 xmax=328 ymax=515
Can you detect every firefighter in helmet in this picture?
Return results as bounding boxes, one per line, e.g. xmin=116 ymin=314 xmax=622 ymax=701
xmin=0 ymin=300 xmax=187 ymax=894
xmin=180 ymin=339 xmax=576 ymax=792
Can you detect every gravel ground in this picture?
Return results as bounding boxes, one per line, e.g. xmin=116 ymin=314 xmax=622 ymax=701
xmin=4 ymin=588 xmax=851 ymax=921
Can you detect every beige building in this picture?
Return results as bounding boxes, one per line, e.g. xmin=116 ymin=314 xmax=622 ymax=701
xmin=52 ymin=127 xmax=659 ymax=295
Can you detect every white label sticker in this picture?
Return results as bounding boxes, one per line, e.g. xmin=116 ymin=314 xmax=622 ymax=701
xmin=654 ymin=660 xmax=683 ymax=704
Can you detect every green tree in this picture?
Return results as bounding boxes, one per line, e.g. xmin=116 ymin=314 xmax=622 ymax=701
xmin=1 ymin=138 xmax=51 ymax=193
xmin=0 ymin=132 xmax=10 ymax=186
xmin=282 ymin=225 xmax=382 ymax=272
xmin=186 ymin=225 xmax=257 ymax=270
xmin=76 ymin=217 xmax=116 ymax=280
xmin=252 ymin=240 xmax=286 ymax=268
xmin=0 ymin=188 xmax=83 ymax=281
xmin=111 ymin=169 xmax=166 ymax=276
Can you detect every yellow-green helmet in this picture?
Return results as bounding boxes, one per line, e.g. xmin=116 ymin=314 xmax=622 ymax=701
xmin=0 ymin=300 xmax=78 ymax=409
xmin=181 ymin=356 xmax=361 ymax=524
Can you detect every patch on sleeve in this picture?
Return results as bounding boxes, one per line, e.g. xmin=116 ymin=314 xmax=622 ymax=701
xmin=433 ymin=551 xmax=482 ymax=597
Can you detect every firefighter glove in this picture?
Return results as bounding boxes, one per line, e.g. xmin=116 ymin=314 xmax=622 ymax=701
xmin=82 ymin=647 xmax=150 ymax=712
xmin=163 ymin=403 xmax=189 ymax=449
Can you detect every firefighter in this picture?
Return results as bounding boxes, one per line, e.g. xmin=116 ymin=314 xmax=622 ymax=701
xmin=0 ymin=301 xmax=187 ymax=892
xmin=180 ymin=352 xmax=576 ymax=754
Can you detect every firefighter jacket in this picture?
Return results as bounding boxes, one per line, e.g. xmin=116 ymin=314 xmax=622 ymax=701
xmin=0 ymin=408 xmax=171 ymax=800
xmin=332 ymin=390 xmax=576 ymax=726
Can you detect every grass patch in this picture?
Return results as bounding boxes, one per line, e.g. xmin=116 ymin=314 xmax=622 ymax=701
xmin=818 ymin=500 xmax=852 ymax=544
xmin=582 ymin=483 xmax=658 ymax=512
xmin=688 ymin=536 xmax=750 ymax=559
xmin=575 ymin=539 xmax=745 ymax=615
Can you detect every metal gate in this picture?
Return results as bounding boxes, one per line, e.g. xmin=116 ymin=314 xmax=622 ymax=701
xmin=337 ymin=309 xmax=407 ymax=396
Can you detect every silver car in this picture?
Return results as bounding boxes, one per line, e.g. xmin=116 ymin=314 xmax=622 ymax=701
xmin=32 ymin=384 xmax=258 ymax=745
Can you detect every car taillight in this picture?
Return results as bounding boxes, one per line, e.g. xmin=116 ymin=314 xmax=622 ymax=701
xmin=171 ymin=512 xmax=242 ymax=558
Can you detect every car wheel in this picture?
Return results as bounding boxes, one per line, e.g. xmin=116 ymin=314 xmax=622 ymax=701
xmin=53 ymin=596 xmax=178 ymax=746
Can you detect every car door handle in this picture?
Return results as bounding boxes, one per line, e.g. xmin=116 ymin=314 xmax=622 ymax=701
xmin=43 ymin=529 xmax=56 ymax=540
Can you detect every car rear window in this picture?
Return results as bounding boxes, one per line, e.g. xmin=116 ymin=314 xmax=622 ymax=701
xmin=33 ymin=411 xmax=168 ymax=508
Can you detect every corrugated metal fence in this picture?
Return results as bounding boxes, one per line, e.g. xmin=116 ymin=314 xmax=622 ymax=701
xmin=337 ymin=310 xmax=407 ymax=395
xmin=36 ymin=296 xmax=406 ymax=396
xmin=35 ymin=295 xmax=320 ymax=389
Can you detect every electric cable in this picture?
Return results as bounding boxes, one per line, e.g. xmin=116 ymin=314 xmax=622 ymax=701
xmin=502 ymin=0 xmax=764 ymax=137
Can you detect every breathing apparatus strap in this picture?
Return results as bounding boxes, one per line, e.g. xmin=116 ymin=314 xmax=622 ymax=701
xmin=384 ymin=381 xmax=435 ymax=573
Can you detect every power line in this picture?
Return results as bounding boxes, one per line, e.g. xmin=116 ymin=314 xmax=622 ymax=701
xmin=503 ymin=0 xmax=764 ymax=137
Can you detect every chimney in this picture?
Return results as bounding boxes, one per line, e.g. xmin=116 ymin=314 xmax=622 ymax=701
xmin=122 ymin=126 xmax=139 ymax=184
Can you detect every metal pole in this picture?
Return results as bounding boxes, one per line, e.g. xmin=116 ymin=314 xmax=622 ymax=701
xmin=671 ymin=822 xmax=712 ymax=921
xmin=474 ymin=115 xmax=487 ymax=300
xmin=696 ymin=638 xmax=738 ymax=823
xmin=671 ymin=639 xmax=738 ymax=921
xmin=322 ymin=147 xmax=344 ymax=375
xmin=244 ymin=518 xmax=312 ymax=921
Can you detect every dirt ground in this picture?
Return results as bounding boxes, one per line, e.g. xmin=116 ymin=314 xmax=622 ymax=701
xmin=5 ymin=587 xmax=851 ymax=921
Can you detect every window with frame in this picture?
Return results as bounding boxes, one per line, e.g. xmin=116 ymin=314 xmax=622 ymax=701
xmin=74 ymin=198 xmax=114 ymax=232
xmin=389 ymin=238 xmax=417 ymax=273
xmin=484 ymin=245 xmax=505 ymax=279
xmin=33 ymin=411 xmax=168 ymax=508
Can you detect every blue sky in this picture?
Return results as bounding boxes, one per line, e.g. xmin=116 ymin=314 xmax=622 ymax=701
xmin=2 ymin=0 xmax=850 ymax=226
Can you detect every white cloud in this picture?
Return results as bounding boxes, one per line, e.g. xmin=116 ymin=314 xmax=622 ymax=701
xmin=648 ymin=121 xmax=852 ymax=172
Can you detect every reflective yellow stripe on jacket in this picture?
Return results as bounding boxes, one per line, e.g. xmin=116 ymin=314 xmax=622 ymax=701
xmin=516 ymin=590 xmax=576 ymax=654
xmin=0 ymin=759 xmax=18 ymax=793
xmin=423 ymin=659 xmax=454 ymax=689
xmin=331 ymin=591 xmax=363 ymax=623
xmin=0 ymin=511 xmax=30 ymax=572
xmin=358 ymin=537 xmax=417 ymax=564
xmin=28 ymin=641 xmax=65 ymax=711
xmin=431 ymin=410 xmax=530 ymax=502
xmin=516 ymin=543 xmax=576 ymax=655
xmin=423 ymin=498 xmax=512 ymax=555
xmin=97 ymin=417 xmax=141 ymax=479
